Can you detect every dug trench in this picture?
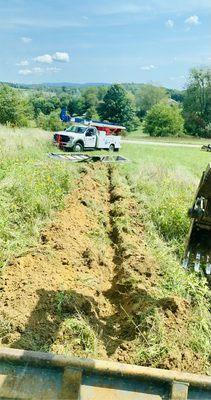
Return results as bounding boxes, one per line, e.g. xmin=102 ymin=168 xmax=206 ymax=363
xmin=0 ymin=163 xmax=208 ymax=373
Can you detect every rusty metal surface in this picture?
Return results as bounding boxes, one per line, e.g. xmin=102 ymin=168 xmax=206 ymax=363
xmin=0 ymin=365 xmax=62 ymax=399
xmin=1 ymin=348 xmax=210 ymax=387
xmin=81 ymin=373 xmax=169 ymax=399
xmin=0 ymin=348 xmax=211 ymax=400
xmin=59 ymin=367 xmax=81 ymax=400
xmin=171 ymin=381 xmax=189 ymax=400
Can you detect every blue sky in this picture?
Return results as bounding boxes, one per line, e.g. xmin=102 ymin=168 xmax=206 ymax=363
xmin=0 ymin=0 xmax=210 ymax=88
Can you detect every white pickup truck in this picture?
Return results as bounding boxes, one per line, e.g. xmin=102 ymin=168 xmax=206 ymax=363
xmin=53 ymin=125 xmax=121 ymax=152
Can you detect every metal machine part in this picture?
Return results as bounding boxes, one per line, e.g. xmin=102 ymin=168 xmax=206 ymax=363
xmin=201 ymin=144 xmax=211 ymax=152
xmin=183 ymin=164 xmax=211 ymax=281
xmin=48 ymin=153 xmax=129 ymax=163
xmin=0 ymin=348 xmax=211 ymax=399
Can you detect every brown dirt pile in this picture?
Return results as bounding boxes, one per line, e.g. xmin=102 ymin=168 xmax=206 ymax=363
xmin=0 ymin=164 xmax=207 ymax=373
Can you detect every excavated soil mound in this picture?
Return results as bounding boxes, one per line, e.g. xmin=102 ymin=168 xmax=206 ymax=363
xmin=0 ymin=164 xmax=207 ymax=373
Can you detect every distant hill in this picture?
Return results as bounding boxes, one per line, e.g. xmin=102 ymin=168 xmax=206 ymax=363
xmin=0 ymin=81 xmax=110 ymax=89
xmin=44 ymin=82 xmax=110 ymax=87
xmin=0 ymin=81 xmax=185 ymax=102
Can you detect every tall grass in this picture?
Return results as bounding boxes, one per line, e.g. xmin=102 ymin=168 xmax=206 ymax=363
xmin=121 ymin=144 xmax=211 ymax=255
xmin=0 ymin=126 xmax=78 ymax=268
xmin=119 ymin=143 xmax=211 ymax=366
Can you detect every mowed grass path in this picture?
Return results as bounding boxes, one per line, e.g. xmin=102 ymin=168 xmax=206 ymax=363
xmin=127 ymin=126 xmax=211 ymax=144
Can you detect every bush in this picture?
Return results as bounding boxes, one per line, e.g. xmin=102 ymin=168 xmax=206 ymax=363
xmin=0 ymin=85 xmax=32 ymax=127
xmin=144 ymin=102 xmax=184 ymax=137
xmin=204 ymin=123 xmax=211 ymax=138
xmin=37 ymin=111 xmax=66 ymax=131
xmin=30 ymin=94 xmax=61 ymax=118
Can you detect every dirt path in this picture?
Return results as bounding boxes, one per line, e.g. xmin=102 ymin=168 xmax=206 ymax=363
xmin=122 ymin=139 xmax=201 ymax=148
xmin=0 ymin=164 xmax=208 ymax=373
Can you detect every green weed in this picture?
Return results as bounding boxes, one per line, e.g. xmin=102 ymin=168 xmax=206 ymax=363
xmin=64 ymin=314 xmax=97 ymax=354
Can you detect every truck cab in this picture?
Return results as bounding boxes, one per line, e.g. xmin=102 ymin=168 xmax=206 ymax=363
xmin=53 ymin=124 xmax=121 ymax=152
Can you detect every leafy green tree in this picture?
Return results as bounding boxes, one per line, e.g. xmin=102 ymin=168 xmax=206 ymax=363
xmin=98 ymin=84 xmax=136 ymax=130
xmin=144 ymin=102 xmax=184 ymax=137
xmin=82 ymin=87 xmax=98 ymax=109
xmin=0 ymin=84 xmax=32 ymax=127
xmin=59 ymin=93 xmax=70 ymax=108
xmin=96 ymin=86 xmax=108 ymax=101
xmin=183 ymin=68 xmax=211 ymax=136
xmin=30 ymin=94 xmax=60 ymax=118
xmin=37 ymin=111 xmax=65 ymax=131
xmin=136 ymin=84 xmax=168 ymax=119
xmin=167 ymin=88 xmax=185 ymax=103
xmin=85 ymin=106 xmax=99 ymax=120
xmin=67 ymin=97 xmax=85 ymax=116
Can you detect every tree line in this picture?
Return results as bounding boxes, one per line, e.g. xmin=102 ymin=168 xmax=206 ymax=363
xmin=0 ymin=67 xmax=210 ymax=137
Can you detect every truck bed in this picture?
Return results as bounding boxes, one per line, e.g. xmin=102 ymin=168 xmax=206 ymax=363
xmin=0 ymin=349 xmax=211 ymax=399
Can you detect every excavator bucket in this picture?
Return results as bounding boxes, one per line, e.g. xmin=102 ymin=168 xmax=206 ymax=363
xmin=1 ymin=348 xmax=211 ymax=399
xmin=183 ymin=163 xmax=211 ymax=282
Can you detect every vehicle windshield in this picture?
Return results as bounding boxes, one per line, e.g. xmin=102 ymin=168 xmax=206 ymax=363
xmin=66 ymin=125 xmax=86 ymax=134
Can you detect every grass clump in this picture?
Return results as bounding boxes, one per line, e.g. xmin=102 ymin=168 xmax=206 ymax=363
xmin=0 ymin=318 xmax=12 ymax=337
xmin=137 ymin=308 xmax=168 ymax=367
xmin=55 ymin=291 xmax=98 ymax=356
xmin=63 ymin=315 xmax=97 ymax=354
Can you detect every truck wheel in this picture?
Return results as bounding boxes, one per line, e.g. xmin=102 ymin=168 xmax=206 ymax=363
xmin=109 ymin=144 xmax=115 ymax=152
xmin=114 ymin=148 xmax=119 ymax=152
xmin=73 ymin=142 xmax=84 ymax=152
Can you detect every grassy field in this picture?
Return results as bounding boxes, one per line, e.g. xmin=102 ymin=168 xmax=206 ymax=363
xmin=127 ymin=125 xmax=211 ymax=144
xmin=0 ymin=125 xmax=80 ymax=268
xmin=121 ymin=142 xmax=211 ymax=256
xmin=0 ymin=126 xmax=210 ymax=372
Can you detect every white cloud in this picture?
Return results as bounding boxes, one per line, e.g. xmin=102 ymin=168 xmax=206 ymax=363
xmin=18 ymin=66 xmax=62 ymax=76
xmin=150 ymin=0 xmax=211 ymax=13
xmin=141 ymin=64 xmax=156 ymax=70
xmin=21 ymin=36 xmax=32 ymax=43
xmin=52 ymin=52 xmax=70 ymax=62
xmin=94 ymin=3 xmax=151 ymax=15
xmin=93 ymin=0 xmax=210 ymax=17
xmin=18 ymin=67 xmax=44 ymax=75
xmin=166 ymin=19 xmax=174 ymax=28
xmin=16 ymin=59 xmax=29 ymax=66
xmin=185 ymin=15 xmax=200 ymax=25
xmin=32 ymin=67 xmax=43 ymax=74
xmin=34 ymin=54 xmax=53 ymax=64
xmin=46 ymin=67 xmax=61 ymax=73
xmin=18 ymin=69 xmax=32 ymax=75
xmin=34 ymin=52 xmax=70 ymax=64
